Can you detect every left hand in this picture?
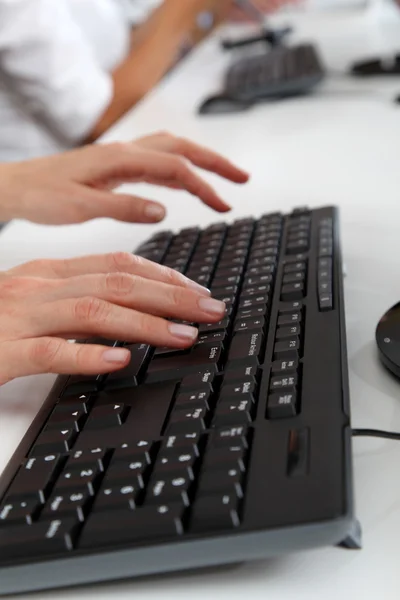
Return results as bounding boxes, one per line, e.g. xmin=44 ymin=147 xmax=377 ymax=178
xmin=0 ymin=132 xmax=249 ymax=225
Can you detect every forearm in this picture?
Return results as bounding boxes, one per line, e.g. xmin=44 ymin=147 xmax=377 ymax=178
xmin=87 ymin=1 xmax=210 ymax=140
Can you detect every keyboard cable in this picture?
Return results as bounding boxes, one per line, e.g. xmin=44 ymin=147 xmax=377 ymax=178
xmin=352 ymin=429 xmax=400 ymax=441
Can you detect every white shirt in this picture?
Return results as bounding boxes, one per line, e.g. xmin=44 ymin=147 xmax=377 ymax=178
xmin=0 ymin=0 xmax=133 ymax=162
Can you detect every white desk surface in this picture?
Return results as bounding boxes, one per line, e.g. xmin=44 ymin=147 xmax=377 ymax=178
xmin=2 ymin=15 xmax=400 ymax=600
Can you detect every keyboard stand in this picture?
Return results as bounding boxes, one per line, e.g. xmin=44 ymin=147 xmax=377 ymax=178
xmin=338 ymin=519 xmax=362 ymax=550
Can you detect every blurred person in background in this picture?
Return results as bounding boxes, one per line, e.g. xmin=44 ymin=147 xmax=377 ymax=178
xmin=0 ymin=0 xmax=233 ymax=162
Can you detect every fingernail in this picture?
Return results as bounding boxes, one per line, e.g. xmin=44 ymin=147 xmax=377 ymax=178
xmin=184 ymin=278 xmax=211 ymax=296
xmin=102 ymin=348 xmax=131 ymax=363
xmin=198 ymin=297 xmax=226 ymax=316
xmin=144 ymin=203 xmax=166 ymax=222
xmin=168 ymin=323 xmax=198 ymax=341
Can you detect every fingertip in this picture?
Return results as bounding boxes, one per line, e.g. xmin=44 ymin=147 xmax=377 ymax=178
xmin=143 ymin=203 xmax=166 ymax=223
xmin=101 ymin=347 xmax=131 ymax=367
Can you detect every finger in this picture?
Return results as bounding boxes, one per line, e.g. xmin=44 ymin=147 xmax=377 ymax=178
xmin=7 ymin=253 xmax=210 ymax=296
xmin=0 ymin=338 xmax=131 ymax=384
xmin=24 ymin=297 xmax=200 ymax=348
xmin=93 ymin=147 xmax=232 ymax=213
xmin=74 ymin=185 xmax=168 ymax=224
xmin=136 ymin=133 xmax=250 ymax=184
xmin=41 ymin=273 xmax=226 ymax=322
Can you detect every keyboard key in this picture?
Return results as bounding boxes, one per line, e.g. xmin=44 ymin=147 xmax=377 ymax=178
xmin=220 ymin=378 xmax=257 ymax=398
xmin=80 ymin=505 xmax=184 ymax=549
xmin=42 ymin=487 xmax=92 ymax=521
xmin=223 ymin=364 xmax=259 ymax=382
xmin=190 ymin=494 xmax=240 ymax=532
xmin=281 ymin=282 xmax=304 ymax=301
xmin=236 ymin=306 xmax=268 ymax=320
xmin=239 ymin=294 xmax=269 ymax=309
xmin=84 ymin=404 xmax=129 ymax=430
xmin=198 ymin=467 xmax=244 ymax=497
xmin=57 ymin=462 xmax=102 ymax=494
xmin=277 ymin=312 xmax=301 ymax=326
xmin=198 ymin=318 xmax=230 ymax=333
xmin=104 ymin=343 xmax=151 ymax=389
xmin=175 ymin=388 xmax=212 ymax=410
xmin=279 ymin=300 xmax=303 ymax=313
xmin=0 ymin=494 xmax=41 ymax=526
xmin=0 ymin=518 xmax=80 ymax=560
xmin=94 ymin=482 xmax=140 ymax=511
xmin=30 ymin=427 xmax=78 ymax=457
xmin=270 ymin=374 xmax=298 ymax=391
xmin=267 ymin=392 xmax=297 ymax=419
xmin=319 ymin=294 xmax=333 ymax=311
xmin=167 ymin=405 xmax=208 ymax=434
xmin=274 ymin=338 xmax=300 ymax=358
xmin=161 ymin=434 xmax=201 ymax=453
xmin=271 ymin=358 xmax=298 ymax=373
xmin=180 ymin=371 xmax=216 ymax=390
xmin=276 ymin=325 xmax=301 ymax=339
xmin=234 ymin=317 xmax=265 ymax=333
xmin=146 ymin=472 xmax=193 ymax=505
xmin=212 ymin=397 xmax=254 ymax=427
xmin=5 ymin=455 xmax=63 ymax=502
xmin=156 ymin=448 xmax=198 ymax=473
xmin=228 ymin=331 xmax=263 ymax=364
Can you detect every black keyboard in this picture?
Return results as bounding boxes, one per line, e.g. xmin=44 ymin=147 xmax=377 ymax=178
xmin=0 ymin=206 xmax=354 ymax=596
xmin=225 ymin=44 xmax=325 ymax=101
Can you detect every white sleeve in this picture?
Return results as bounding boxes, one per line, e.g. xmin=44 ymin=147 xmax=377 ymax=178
xmin=0 ymin=0 xmax=114 ymax=144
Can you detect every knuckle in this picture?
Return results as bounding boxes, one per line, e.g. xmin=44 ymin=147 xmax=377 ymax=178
xmin=105 ymin=141 xmax=130 ymax=157
xmin=30 ymin=338 xmax=63 ymax=369
xmin=73 ymin=296 xmax=110 ymax=324
xmin=169 ymin=284 xmax=186 ymax=310
xmin=0 ymin=275 xmax=41 ymax=298
xmin=109 ymin=251 xmax=137 ymax=272
xmin=104 ymin=272 xmax=135 ymax=296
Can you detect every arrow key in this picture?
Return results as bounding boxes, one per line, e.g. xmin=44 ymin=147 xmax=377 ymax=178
xmin=30 ymin=427 xmax=78 ymax=457
xmin=84 ymin=404 xmax=130 ymax=430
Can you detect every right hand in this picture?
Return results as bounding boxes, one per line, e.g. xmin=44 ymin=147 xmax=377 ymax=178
xmin=0 ymin=252 xmax=226 ymax=385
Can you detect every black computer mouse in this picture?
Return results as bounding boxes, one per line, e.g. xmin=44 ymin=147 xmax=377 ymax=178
xmin=198 ymin=95 xmax=252 ymax=115
xmin=375 ymin=301 xmax=400 ymax=378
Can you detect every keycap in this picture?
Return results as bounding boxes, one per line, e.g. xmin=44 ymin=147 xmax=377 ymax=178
xmin=57 ymin=462 xmax=102 ymax=494
xmin=94 ymin=481 xmax=140 ymax=511
xmin=175 ymin=388 xmax=212 ymax=410
xmin=279 ymin=300 xmax=303 ymax=313
xmin=198 ymin=318 xmax=230 ymax=333
xmin=270 ymin=374 xmax=298 ymax=391
xmin=0 ymin=518 xmax=80 ymax=560
xmin=146 ymin=471 xmax=193 ymax=505
xmin=284 ymin=261 xmax=306 ymax=274
xmin=223 ymin=364 xmax=259 ymax=382
xmin=6 ymin=455 xmax=64 ymax=502
xmin=239 ymin=294 xmax=269 ymax=309
xmin=274 ymin=338 xmax=300 ymax=358
xmin=190 ymin=494 xmax=240 ymax=532
xmin=267 ymin=391 xmax=297 ymax=418
xmin=161 ymin=433 xmax=201 ymax=453
xmin=236 ymin=306 xmax=268 ymax=320
xmin=228 ymin=331 xmax=263 ymax=364
xmin=46 ymin=406 xmax=86 ymax=431
xmin=42 ymin=487 xmax=92 ymax=521
xmin=167 ymin=405 xmax=208 ymax=434
xmin=84 ymin=403 xmax=129 ymax=429
xmin=156 ymin=448 xmax=198 ymax=473
xmin=212 ymin=397 xmax=254 ymax=426
xmin=195 ymin=331 xmax=227 ymax=346
xmin=203 ymin=445 xmax=247 ymax=470
xmin=281 ymin=282 xmax=304 ymax=301
xmin=276 ymin=325 xmax=301 ymax=339
xmin=0 ymin=494 xmax=41 ymax=526
xmin=198 ymin=467 xmax=244 ymax=497
xmin=319 ymin=294 xmax=333 ymax=311
xmin=79 ymin=505 xmax=184 ymax=549
xmin=103 ymin=457 xmax=149 ymax=487
xmin=147 ymin=344 xmax=222 ymax=382
xmin=234 ymin=317 xmax=265 ymax=333
xmin=282 ymin=272 xmax=305 ymax=284
xmin=31 ymin=427 xmax=78 ymax=456
xmin=220 ymin=378 xmax=256 ymax=398
xmin=104 ymin=343 xmax=151 ymax=389
xmin=211 ymin=427 xmax=249 ymax=449
xmin=67 ymin=447 xmax=109 ymax=470
xmin=277 ymin=312 xmax=301 ymax=326
xmin=271 ymin=357 xmax=298 ymax=373
xmin=180 ymin=370 xmax=216 ymax=390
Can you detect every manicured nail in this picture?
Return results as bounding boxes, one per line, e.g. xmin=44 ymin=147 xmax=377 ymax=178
xmin=198 ymin=297 xmax=226 ymax=316
xmin=144 ymin=203 xmax=166 ymax=222
xmin=168 ymin=323 xmax=198 ymax=341
xmin=102 ymin=348 xmax=131 ymax=363
xmin=184 ymin=278 xmax=211 ymax=296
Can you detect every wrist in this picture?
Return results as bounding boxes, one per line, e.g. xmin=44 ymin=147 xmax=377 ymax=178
xmin=0 ymin=163 xmax=22 ymax=221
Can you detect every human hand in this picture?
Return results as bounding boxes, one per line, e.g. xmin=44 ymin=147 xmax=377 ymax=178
xmin=0 ymin=252 xmax=225 ymax=384
xmin=0 ymin=132 xmax=248 ymax=225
